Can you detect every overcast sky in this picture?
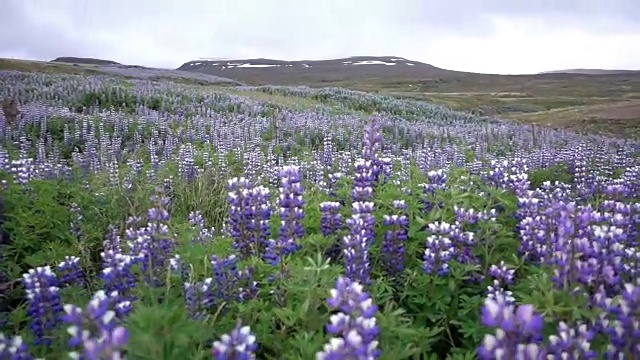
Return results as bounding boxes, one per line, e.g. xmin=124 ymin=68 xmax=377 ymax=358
xmin=1 ymin=0 xmax=639 ymax=74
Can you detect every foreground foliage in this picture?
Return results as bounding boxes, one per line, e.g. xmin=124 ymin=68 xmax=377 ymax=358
xmin=0 ymin=70 xmax=639 ymax=359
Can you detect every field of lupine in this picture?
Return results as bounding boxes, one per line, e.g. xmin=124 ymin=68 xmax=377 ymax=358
xmin=0 ymin=69 xmax=639 ymax=360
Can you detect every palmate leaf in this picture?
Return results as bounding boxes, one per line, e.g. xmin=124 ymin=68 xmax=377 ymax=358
xmin=125 ymin=302 xmax=214 ymax=360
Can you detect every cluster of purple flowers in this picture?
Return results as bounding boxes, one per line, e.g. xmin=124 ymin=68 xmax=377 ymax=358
xmin=454 ymin=205 xmax=498 ymax=225
xmin=265 ymin=165 xmax=305 ymax=265
xmin=486 ymin=261 xmax=516 ymax=305
xmin=484 ymin=159 xmax=530 ymax=197
xmin=22 ymin=266 xmax=63 ymax=346
xmin=419 ymin=169 xmax=447 ymax=212
xmin=380 ymin=200 xmax=408 ymax=277
xmin=421 ymin=221 xmax=476 ymax=276
xmin=127 ymin=189 xmax=178 ymax=287
xmin=317 ymin=277 xmax=380 ymax=359
xmin=183 ymin=254 xmax=257 ymax=320
xmin=319 ymin=201 xmax=342 ymax=237
xmin=188 ymin=210 xmax=215 ymax=244
xmin=343 ymin=213 xmax=373 ymax=285
xmin=517 ymin=190 xmax=638 ymax=294
xmin=211 ymin=320 xmax=258 ymax=360
xmin=226 ymin=177 xmax=273 ymax=260
xmin=361 ymin=123 xmax=384 ymax=182
xmin=63 ymin=290 xmax=129 ymax=360
xmin=2 ymin=89 xmax=638 ymax=360
xmin=478 ymin=297 xmax=546 ymax=359
xmin=343 ymin=142 xmax=381 ymax=285
xmin=0 ymin=334 xmax=30 ymax=359
xmin=478 ymin=284 xmax=640 ymax=360
xmin=58 ymin=255 xmax=85 ymax=288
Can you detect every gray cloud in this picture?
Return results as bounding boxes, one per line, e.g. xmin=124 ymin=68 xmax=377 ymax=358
xmin=1 ymin=0 xmax=639 ymax=74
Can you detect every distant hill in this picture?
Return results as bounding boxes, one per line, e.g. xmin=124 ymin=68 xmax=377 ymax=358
xmin=539 ymin=68 xmax=640 ymax=75
xmin=0 ymin=57 xmax=241 ymax=85
xmin=51 ymin=57 xmax=121 ymax=66
xmin=176 ymin=56 xmax=464 ymax=85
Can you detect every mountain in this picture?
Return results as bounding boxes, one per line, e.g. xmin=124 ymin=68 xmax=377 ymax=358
xmin=176 ymin=56 xmax=462 ymax=85
xmin=539 ymin=68 xmax=640 ymax=75
xmin=51 ymin=57 xmax=122 ymax=66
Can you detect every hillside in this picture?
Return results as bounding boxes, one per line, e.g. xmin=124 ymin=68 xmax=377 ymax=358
xmin=539 ymin=69 xmax=640 ymax=75
xmin=51 ymin=57 xmax=122 ymax=66
xmin=1 ymin=58 xmax=241 ymax=86
xmin=177 ymin=56 xmax=459 ymax=85
xmin=3 ymin=56 xmax=640 ymax=138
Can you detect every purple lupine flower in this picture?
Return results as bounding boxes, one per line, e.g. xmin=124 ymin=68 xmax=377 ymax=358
xmin=352 ymin=159 xmax=375 ymax=202
xmin=188 ymin=211 xmax=214 ymax=244
xmin=422 ymin=222 xmax=455 ymax=276
xmin=210 ymin=254 xmax=257 ymax=303
xmin=454 ymin=206 xmax=498 ymax=226
xmin=424 ymin=169 xmax=448 ymax=193
xmin=546 ymin=322 xmax=596 ymax=360
xmin=63 ymin=290 xmax=129 ymax=360
xmin=103 ymin=225 xmax=122 ymax=254
xmin=227 ymin=177 xmax=262 ymax=259
xmin=317 ymin=276 xmax=380 ymax=359
xmin=183 ymin=281 xmax=205 ymax=320
xmin=0 ymin=334 xmax=32 ymax=359
xmin=485 ymin=280 xmax=516 ymax=306
xmin=211 ymin=320 xmax=257 ymax=360
xmin=361 ymin=122 xmax=383 ymax=182
xmin=69 ymin=326 xmax=128 ymax=360
xmin=63 ymin=290 xmax=113 ymax=347
xmin=100 ymin=251 xmax=137 ymax=306
xmin=350 ymin=160 xmax=376 ymax=236
xmin=488 ymin=261 xmax=515 ymax=286
xmin=178 ymin=143 xmax=197 ymax=183
xmin=454 ymin=205 xmax=482 ymax=225
xmin=419 ymin=170 xmax=447 ymax=213
xmin=130 ymin=188 xmax=177 ymax=287
xmin=184 ymin=255 xmax=257 ymax=319
xmin=265 ymin=166 xmax=304 ymax=265
xmin=380 ymin=200 xmax=408 ymax=277
xmin=327 ymin=172 xmax=343 ymax=199
xmin=322 ymin=136 xmax=334 ymax=169
xmin=319 ymin=201 xmax=342 ymax=237
xmin=448 ymin=222 xmax=476 ymax=265
xmin=58 ymin=255 xmax=85 ymax=287
xmin=486 ymin=262 xmax=516 ymax=307
xmin=379 ymin=157 xmax=393 ymax=183
xmin=595 ymin=281 xmax=640 ymax=359
xmin=343 ymin=215 xmax=372 ymax=285
xmin=589 ymin=224 xmax=626 ymax=289
xmin=319 ymin=201 xmax=344 ymax=263
xmin=478 ymin=298 xmax=545 ymax=360
xmin=248 ymin=185 xmax=271 ymax=256
xmin=484 ymin=159 xmax=530 ymax=197
xmin=351 ymin=201 xmax=375 ymax=246
xmin=22 ymin=266 xmax=63 ymax=346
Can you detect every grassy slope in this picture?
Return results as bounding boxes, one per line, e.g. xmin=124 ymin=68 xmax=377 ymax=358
xmin=336 ymin=74 xmax=640 ymax=138
xmin=4 ymin=58 xmax=640 ymax=138
xmin=0 ymin=58 xmax=240 ymax=86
